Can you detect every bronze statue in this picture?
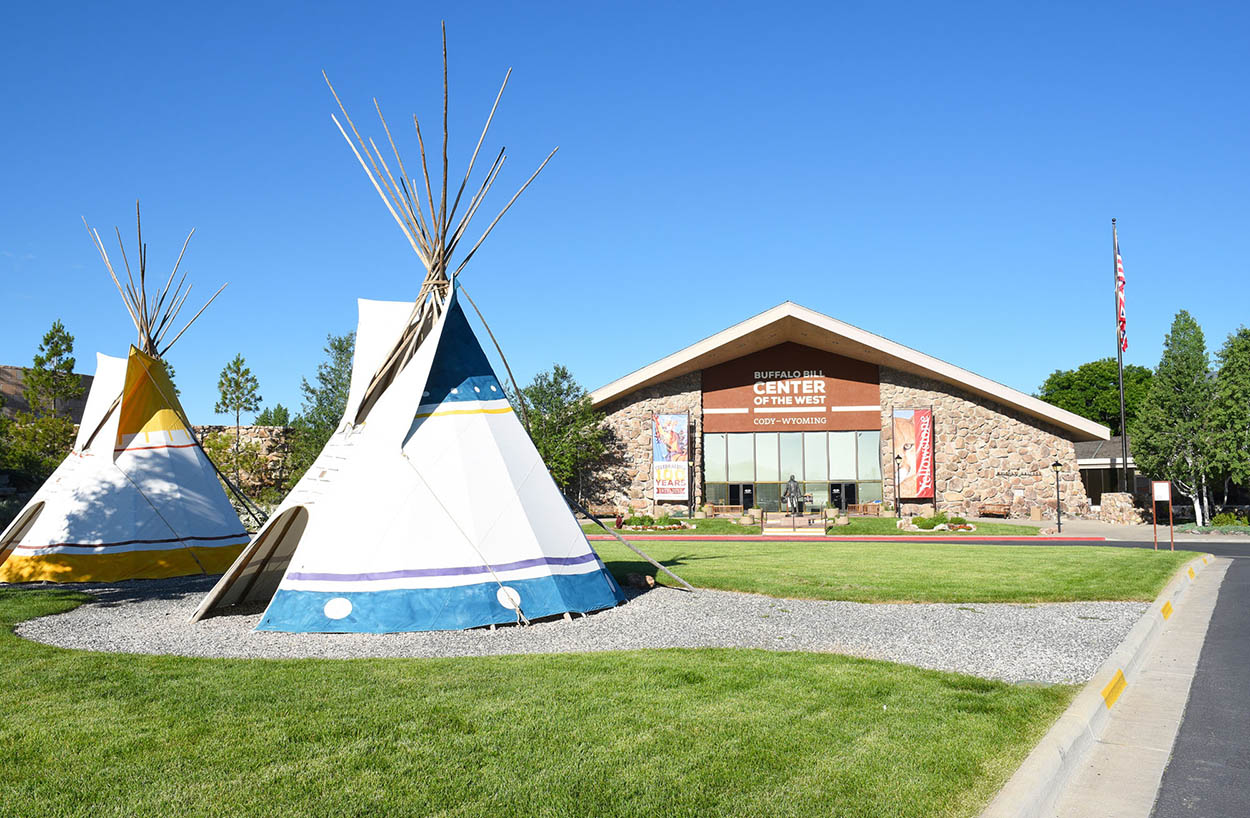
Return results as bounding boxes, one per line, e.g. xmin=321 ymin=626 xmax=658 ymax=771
xmin=783 ymin=474 xmax=801 ymax=515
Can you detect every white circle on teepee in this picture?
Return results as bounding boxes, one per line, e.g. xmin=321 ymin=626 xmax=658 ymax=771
xmin=451 ymin=387 xmax=458 ymax=394
xmin=323 ymin=597 xmax=353 ymax=619
xmin=490 ymin=385 xmax=497 ymax=392
xmin=474 ymin=386 xmax=481 ymax=392
xmin=496 ymin=586 xmax=522 ymax=610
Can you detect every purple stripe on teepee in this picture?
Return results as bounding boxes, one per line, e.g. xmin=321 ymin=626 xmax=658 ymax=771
xmin=286 ymin=551 xmax=601 ymax=582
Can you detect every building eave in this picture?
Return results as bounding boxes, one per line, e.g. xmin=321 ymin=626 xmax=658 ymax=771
xmin=589 ymin=302 xmax=1110 ymax=442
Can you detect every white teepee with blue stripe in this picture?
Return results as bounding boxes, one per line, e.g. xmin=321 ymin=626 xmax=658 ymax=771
xmin=192 ymin=29 xmax=623 ymax=631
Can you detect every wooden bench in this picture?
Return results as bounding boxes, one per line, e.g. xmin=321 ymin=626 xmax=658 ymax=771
xmin=979 ymin=503 xmax=1011 ymax=518
xmin=708 ymin=504 xmax=744 ymax=516
xmin=847 ymin=503 xmax=882 ymax=517
xmin=586 ymin=505 xmax=621 ymax=519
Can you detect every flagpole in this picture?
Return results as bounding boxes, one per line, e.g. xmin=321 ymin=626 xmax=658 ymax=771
xmin=1112 ymin=218 xmax=1129 ymax=493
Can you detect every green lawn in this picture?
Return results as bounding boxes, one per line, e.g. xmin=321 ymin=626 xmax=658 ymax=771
xmin=829 ymin=517 xmax=1040 ymax=537
xmin=0 ymin=589 xmax=1072 ymax=818
xmin=595 ymin=539 xmax=1197 ymax=603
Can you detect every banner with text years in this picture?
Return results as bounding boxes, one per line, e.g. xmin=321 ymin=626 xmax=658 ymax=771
xmin=893 ymin=408 xmax=934 ymax=499
xmin=652 ymin=413 xmax=689 ymax=501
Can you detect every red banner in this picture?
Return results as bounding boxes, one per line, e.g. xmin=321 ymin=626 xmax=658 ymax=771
xmin=893 ymin=408 xmax=934 ymax=499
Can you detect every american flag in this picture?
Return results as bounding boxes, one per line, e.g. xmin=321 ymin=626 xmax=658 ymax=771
xmin=1115 ymin=236 xmax=1127 ymax=351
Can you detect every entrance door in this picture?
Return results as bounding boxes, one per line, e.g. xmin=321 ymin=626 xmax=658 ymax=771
xmin=727 ymin=484 xmax=755 ymax=510
xmin=828 ymin=482 xmax=858 ymax=511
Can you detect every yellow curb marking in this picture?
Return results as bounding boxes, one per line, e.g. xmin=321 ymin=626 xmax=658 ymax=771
xmin=1161 ymin=600 xmax=1174 ymax=620
xmin=1203 ymin=557 xmax=1209 ymax=565
xmin=1102 ymin=669 xmax=1127 ymax=709
xmin=1188 ymin=567 xmax=1196 ymax=579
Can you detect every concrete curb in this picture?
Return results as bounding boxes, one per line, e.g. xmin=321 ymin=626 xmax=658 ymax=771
xmin=980 ymin=553 xmax=1215 ymax=818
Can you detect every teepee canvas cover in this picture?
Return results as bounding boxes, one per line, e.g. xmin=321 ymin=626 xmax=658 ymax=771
xmin=0 ymin=347 xmax=249 ymax=582
xmin=194 ymin=30 xmax=624 ymax=631
xmin=192 ymin=291 xmax=623 ymax=632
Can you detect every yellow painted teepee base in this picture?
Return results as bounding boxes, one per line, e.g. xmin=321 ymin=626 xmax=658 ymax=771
xmin=0 ymin=542 xmax=246 ymax=583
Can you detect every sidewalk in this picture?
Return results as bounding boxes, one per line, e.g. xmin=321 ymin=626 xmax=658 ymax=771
xmin=1049 ymin=557 xmax=1230 ymax=817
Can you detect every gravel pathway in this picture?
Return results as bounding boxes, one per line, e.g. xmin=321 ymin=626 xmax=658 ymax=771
xmin=13 ymin=576 xmax=1146 ymax=684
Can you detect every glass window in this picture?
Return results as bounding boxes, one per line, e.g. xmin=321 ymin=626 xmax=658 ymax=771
xmin=804 ymin=482 xmax=829 ymax=511
xmin=705 ymin=482 xmax=729 ymax=505
xmin=704 ymin=433 xmax=726 ymax=483
xmin=728 ymin=434 xmax=755 ymax=482
xmin=755 ymin=482 xmax=781 ymax=512
xmin=856 ymin=431 xmax=882 ymax=480
xmin=858 ymin=481 xmax=883 ymax=503
xmin=779 ymin=433 xmax=804 ymax=483
xmin=804 ymin=432 xmax=828 ymax=481
xmin=755 ymin=433 xmax=780 ymax=482
xmin=829 ymin=432 xmax=857 ymax=480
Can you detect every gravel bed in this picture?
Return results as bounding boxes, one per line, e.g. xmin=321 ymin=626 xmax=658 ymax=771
xmin=13 ymin=576 xmax=1146 ymax=684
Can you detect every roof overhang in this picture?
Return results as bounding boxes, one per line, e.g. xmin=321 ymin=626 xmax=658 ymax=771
xmin=1078 ymin=457 xmax=1136 ymax=469
xmin=589 ymin=301 xmax=1110 ymax=442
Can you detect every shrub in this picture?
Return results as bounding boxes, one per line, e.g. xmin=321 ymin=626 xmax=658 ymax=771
xmin=624 ymin=515 xmax=654 ymax=527
xmin=930 ymin=511 xmax=948 ymax=525
xmin=948 ymin=516 xmax=967 ymax=526
xmin=1211 ymin=512 xmax=1249 ymax=527
xmin=655 ymin=514 xmax=676 ymax=527
xmin=913 ymin=516 xmax=937 ymax=530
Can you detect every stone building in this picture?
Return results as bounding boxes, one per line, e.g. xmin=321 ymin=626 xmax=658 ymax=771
xmin=588 ymin=303 xmax=1107 ymax=519
xmin=0 ymin=365 xmax=93 ymax=422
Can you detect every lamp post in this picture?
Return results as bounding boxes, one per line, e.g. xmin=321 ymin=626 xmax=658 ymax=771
xmin=894 ymin=454 xmax=903 ymax=519
xmin=1051 ymin=461 xmax=1063 ymax=533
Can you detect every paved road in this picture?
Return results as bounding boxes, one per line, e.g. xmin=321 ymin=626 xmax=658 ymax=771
xmin=972 ymin=535 xmax=1250 ymax=817
xmin=1149 ymin=540 xmax=1250 ymax=818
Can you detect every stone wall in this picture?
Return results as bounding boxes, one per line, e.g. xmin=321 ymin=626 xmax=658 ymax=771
xmin=193 ymin=424 xmax=294 ymax=494
xmin=590 ymin=372 xmax=702 ymax=514
xmin=1098 ymin=492 xmax=1146 ymax=525
xmin=879 ymin=368 xmax=1091 ymax=519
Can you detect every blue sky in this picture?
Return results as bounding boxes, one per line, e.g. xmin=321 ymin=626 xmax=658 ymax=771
xmin=2 ymin=1 xmax=1246 ymax=421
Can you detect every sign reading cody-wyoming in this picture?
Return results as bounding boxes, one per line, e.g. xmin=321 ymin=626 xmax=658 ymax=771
xmin=702 ymin=343 xmax=880 ymax=433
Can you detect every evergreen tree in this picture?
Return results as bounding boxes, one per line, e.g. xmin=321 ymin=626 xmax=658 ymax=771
xmin=1210 ymin=327 xmax=1250 ymax=501
xmin=23 ymin=319 xmax=84 ymax=418
xmin=214 ymin=354 xmax=262 ymax=484
xmin=1129 ymin=311 xmax=1215 ymax=524
xmin=1036 ymin=358 xmax=1152 ymax=436
xmin=255 ymin=404 xmax=292 ymax=426
xmin=286 ymin=332 xmax=355 ymax=489
xmin=515 ymin=364 xmax=607 ymax=500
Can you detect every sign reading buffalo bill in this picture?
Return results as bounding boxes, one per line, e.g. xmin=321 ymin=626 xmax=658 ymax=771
xmin=702 ymin=343 xmax=880 ymax=433
xmin=893 ymin=408 xmax=934 ymax=498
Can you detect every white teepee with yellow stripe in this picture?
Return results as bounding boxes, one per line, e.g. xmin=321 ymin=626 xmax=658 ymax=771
xmin=0 ymin=207 xmax=248 ymax=582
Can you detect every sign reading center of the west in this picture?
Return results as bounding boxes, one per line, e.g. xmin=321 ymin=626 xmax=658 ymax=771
xmin=702 ymin=343 xmax=880 ymax=433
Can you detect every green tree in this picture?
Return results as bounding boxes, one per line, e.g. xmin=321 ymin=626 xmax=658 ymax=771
xmin=515 ymin=364 xmax=607 ymax=500
xmin=286 ymin=332 xmax=355 ymax=489
xmin=214 ymin=354 xmax=262 ymax=484
xmin=1129 ymin=311 xmax=1215 ymax=525
xmin=1 ymin=412 xmax=75 ymax=488
xmin=255 ymin=404 xmax=292 ymax=426
xmin=202 ymin=431 xmax=268 ymax=495
xmin=163 ymin=361 xmax=180 ymax=396
xmin=1036 ymin=358 xmax=1152 ymax=436
xmin=23 ymin=319 xmax=84 ymax=418
xmin=1210 ymin=327 xmax=1250 ymax=502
